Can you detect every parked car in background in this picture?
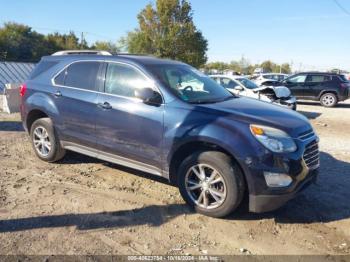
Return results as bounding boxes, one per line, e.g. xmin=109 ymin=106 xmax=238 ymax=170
xmin=20 ymin=50 xmax=318 ymax=218
xmin=252 ymin=73 xmax=289 ymax=86
xmin=281 ymin=72 xmax=350 ymax=107
xmin=210 ymin=75 xmax=297 ymax=110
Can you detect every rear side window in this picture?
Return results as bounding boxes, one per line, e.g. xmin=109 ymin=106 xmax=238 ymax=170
xmin=56 ymin=61 xmax=101 ymax=91
xmin=104 ymin=63 xmax=151 ymax=98
xmin=306 ymin=75 xmax=331 ymax=83
xmin=29 ymin=61 xmax=58 ymax=80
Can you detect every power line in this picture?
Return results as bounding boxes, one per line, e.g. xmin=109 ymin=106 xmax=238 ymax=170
xmin=333 ymin=0 xmax=350 ymax=16
xmin=0 ymin=21 xmax=118 ymax=42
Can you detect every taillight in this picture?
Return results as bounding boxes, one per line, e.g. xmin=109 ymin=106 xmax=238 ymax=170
xmin=19 ymin=83 xmax=27 ymax=97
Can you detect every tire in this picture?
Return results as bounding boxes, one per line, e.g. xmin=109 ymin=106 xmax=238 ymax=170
xmin=30 ymin=118 xmax=66 ymax=162
xmin=177 ymin=151 xmax=245 ymax=218
xmin=320 ymin=93 xmax=338 ymax=107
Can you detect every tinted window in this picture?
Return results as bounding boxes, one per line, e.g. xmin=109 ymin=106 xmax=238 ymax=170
xmin=64 ymin=62 xmax=100 ymax=90
xmin=287 ymin=75 xmax=306 ymax=83
xmin=54 ymin=70 xmax=66 ymax=85
xmin=105 ymin=63 xmax=151 ymax=98
xmin=338 ymin=75 xmax=349 ymax=82
xmin=29 ymin=60 xmax=58 ymax=80
xmin=306 ymin=75 xmax=331 ymax=82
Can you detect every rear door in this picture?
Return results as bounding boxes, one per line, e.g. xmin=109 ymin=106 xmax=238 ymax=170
xmin=95 ymin=62 xmax=164 ymax=170
xmin=304 ymin=74 xmax=332 ymax=99
xmin=52 ymin=61 xmax=102 ymax=148
xmin=282 ymin=74 xmax=307 ymax=98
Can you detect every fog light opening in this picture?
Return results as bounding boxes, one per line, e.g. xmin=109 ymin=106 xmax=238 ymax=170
xmin=264 ymin=172 xmax=292 ymax=188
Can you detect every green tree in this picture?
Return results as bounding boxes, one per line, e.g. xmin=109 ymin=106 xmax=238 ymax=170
xmin=280 ymin=63 xmax=291 ymax=74
xmin=260 ymin=60 xmax=274 ymax=73
xmin=0 ymin=22 xmax=47 ymax=62
xmin=91 ymin=41 xmax=120 ymax=53
xmin=45 ymin=31 xmax=83 ymax=51
xmin=125 ymin=0 xmax=208 ymax=67
xmin=0 ymin=23 xmax=86 ymax=61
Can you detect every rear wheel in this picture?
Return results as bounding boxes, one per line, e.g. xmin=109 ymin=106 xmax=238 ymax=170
xmin=320 ymin=93 xmax=337 ymax=107
xmin=177 ymin=151 xmax=245 ymax=218
xmin=30 ymin=118 xmax=66 ymax=162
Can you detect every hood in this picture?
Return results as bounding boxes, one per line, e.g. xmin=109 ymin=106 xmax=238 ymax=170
xmin=197 ymin=97 xmax=310 ymax=137
xmin=254 ymin=85 xmax=291 ymax=98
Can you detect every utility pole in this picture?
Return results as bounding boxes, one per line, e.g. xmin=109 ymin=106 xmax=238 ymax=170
xmin=80 ymin=32 xmax=85 ymax=49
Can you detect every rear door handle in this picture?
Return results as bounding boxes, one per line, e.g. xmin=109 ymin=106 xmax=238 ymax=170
xmin=54 ymin=91 xmax=62 ymax=97
xmin=98 ymin=102 xmax=112 ymax=110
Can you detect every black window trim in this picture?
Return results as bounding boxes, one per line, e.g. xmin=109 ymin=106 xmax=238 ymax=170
xmin=51 ymin=60 xmax=164 ymax=104
xmin=52 ymin=60 xmax=104 ymax=92
xmin=102 ymin=61 xmax=164 ymax=103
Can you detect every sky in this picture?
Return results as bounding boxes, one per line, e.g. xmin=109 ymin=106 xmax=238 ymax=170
xmin=1 ymin=0 xmax=350 ymax=71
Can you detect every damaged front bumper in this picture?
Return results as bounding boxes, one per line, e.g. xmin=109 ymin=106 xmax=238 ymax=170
xmin=275 ymin=96 xmax=297 ymax=110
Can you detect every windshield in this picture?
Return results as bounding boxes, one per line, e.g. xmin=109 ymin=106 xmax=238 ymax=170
xmin=148 ymin=64 xmax=233 ymax=103
xmin=236 ymin=78 xmax=259 ymax=89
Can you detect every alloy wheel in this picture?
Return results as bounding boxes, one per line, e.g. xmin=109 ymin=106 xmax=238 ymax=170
xmin=185 ymin=164 xmax=227 ymax=209
xmin=33 ymin=126 xmax=52 ymax=157
xmin=322 ymin=95 xmax=335 ymax=106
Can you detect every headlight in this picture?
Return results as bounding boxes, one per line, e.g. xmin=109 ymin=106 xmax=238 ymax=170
xmin=250 ymin=124 xmax=297 ymax=153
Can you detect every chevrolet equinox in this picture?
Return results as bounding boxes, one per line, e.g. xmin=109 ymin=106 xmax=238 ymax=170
xmin=20 ymin=50 xmax=320 ymax=217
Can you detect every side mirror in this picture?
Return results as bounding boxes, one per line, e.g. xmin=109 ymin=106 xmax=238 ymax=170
xmin=234 ymin=85 xmax=244 ymax=91
xmin=134 ymin=87 xmax=162 ymax=105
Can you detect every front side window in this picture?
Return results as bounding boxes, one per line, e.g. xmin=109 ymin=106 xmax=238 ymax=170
xmin=104 ymin=63 xmax=152 ymax=98
xmin=148 ymin=64 xmax=233 ymax=103
xmin=287 ymin=74 xmax=307 ymax=84
xmin=57 ymin=61 xmax=101 ymax=91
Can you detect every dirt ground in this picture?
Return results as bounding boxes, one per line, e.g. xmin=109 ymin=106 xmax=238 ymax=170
xmin=0 ymin=100 xmax=350 ymax=256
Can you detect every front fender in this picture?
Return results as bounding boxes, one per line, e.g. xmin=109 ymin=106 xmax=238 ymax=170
xmin=163 ymin=114 xmax=262 ymax=193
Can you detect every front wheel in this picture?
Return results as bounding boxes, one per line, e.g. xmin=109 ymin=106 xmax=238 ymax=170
xmin=320 ymin=93 xmax=338 ymax=107
xmin=177 ymin=151 xmax=245 ymax=218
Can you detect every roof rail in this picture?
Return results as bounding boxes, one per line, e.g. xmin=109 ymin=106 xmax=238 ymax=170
xmin=52 ymin=50 xmax=112 ymax=56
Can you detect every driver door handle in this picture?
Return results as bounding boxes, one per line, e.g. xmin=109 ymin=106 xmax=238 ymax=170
xmin=98 ymin=102 xmax=112 ymax=110
xmin=54 ymin=91 xmax=62 ymax=97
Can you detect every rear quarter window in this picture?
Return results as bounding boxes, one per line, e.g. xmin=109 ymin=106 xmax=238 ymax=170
xmin=338 ymin=75 xmax=349 ymax=82
xmin=29 ymin=60 xmax=58 ymax=80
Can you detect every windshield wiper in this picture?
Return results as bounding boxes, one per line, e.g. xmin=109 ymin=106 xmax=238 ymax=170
xmin=189 ymin=96 xmax=235 ymax=104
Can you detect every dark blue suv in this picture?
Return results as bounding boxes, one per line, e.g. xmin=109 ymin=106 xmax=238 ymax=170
xmin=20 ymin=50 xmax=320 ymax=217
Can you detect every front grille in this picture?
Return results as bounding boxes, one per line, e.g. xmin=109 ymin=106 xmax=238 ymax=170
xmin=298 ymin=129 xmax=315 ymax=141
xmin=303 ymin=140 xmax=320 ymax=169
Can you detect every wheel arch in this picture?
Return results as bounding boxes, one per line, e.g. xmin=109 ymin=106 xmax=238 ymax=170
xmin=318 ymin=90 xmax=339 ymax=100
xmin=26 ymin=109 xmax=49 ymax=132
xmin=168 ymin=139 xmax=249 ymax=193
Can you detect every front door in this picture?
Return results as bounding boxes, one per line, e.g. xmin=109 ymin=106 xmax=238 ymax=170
xmin=95 ymin=62 xmax=164 ymax=170
xmin=283 ymin=74 xmax=307 ymax=98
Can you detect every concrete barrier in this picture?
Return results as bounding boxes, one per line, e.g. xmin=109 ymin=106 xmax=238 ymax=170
xmin=2 ymin=83 xmax=21 ymax=113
